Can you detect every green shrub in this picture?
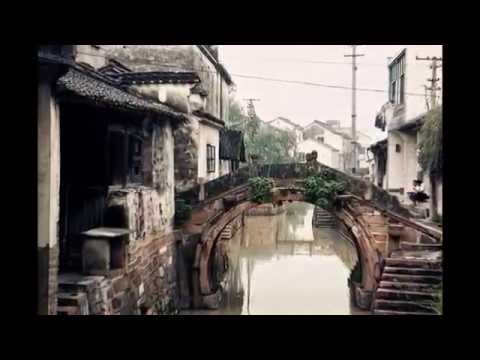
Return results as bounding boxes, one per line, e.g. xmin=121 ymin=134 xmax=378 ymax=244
xmin=248 ymin=177 xmax=275 ymax=203
xmin=304 ymin=174 xmax=346 ymax=210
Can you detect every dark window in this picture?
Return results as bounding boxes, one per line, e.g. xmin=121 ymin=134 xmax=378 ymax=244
xmin=207 ymin=144 xmax=215 ymax=173
xmin=358 ymin=147 xmax=365 ymax=155
xmin=128 ymin=134 xmax=144 ymax=184
xmin=396 ymin=144 xmax=402 ymax=153
xmin=108 ymin=130 xmax=127 ymax=186
xmin=389 ymin=51 xmax=406 ymax=105
xmin=108 ymin=128 xmax=144 ymax=185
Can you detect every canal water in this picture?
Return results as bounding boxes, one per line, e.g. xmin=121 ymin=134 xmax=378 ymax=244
xmin=182 ymin=202 xmax=367 ymax=315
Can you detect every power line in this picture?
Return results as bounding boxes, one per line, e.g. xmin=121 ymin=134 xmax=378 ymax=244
xmin=73 ymin=49 xmax=427 ymax=97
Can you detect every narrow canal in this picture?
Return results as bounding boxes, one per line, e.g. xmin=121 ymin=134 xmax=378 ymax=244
xmin=183 ymin=202 xmax=368 ymax=315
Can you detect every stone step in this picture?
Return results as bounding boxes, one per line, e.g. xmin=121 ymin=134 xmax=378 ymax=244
xmin=374 ymin=299 xmax=438 ymax=314
xmin=401 ymin=242 xmax=442 ymax=251
xmin=379 ymin=281 xmax=440 ymax=292
xmin=374 ymin=309 xmax=435 ymax=316
xmin=385 ymin=258 xmax=442 ymax=269
xmin=381 ymin=273 xmax=442 ymax=285
xmin=376 ymin=288 xmax=439 ymax=301
xmin=383 ymin=266 xmax=442 ymax=276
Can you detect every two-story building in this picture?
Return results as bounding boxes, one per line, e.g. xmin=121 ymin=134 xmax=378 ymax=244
xmin=38 ymin=45 xmax=191 ymax=315
xmin=266 ymin=116 xmax=303 ymax=157
xmin=302 ymin=120 xmax=354 ymax=172
xmin=103 ymin=45 xmax=235 ymax=192
xmin=370 ymin=45 xmax=442 ymax=218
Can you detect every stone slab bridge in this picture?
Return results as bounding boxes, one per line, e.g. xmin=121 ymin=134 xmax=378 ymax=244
xmin=176 ymin=162 xmax=442 ymax=311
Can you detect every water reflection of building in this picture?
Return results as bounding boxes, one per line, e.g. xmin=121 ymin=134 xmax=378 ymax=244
xmin=220 ymin=202 xmax=359 ymax=314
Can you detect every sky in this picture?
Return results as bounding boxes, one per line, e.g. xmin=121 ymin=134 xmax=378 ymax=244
xmin=220 ymin=45 xmax=417 ymax=143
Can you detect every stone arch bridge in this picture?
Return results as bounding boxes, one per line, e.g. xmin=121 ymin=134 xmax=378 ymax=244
xmin=176 ymin=162 xmax=442 ymax=311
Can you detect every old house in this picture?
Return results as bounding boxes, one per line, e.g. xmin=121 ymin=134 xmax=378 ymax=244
xmin=267 ymin=117 xmax=304 ymax=144
xmin=296 ymin=137 xmax=340 ymax=169
xmin=38 ymin=45 xmax=190 ymax=315
xmin=302 ymin=120 xmax=354 ymax=172
xmin=371 ymin=45 xmax=443 ymax=218
xmin=102 ymin=45 xmax=235 ymax=192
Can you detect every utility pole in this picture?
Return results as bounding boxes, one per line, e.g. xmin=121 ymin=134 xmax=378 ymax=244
xmin=243 ymin=98 xmax=260 ymax=120
xmin=416 ymin=56 xmax=442 ymax=109
xmin=242 ymin=98 xmax=260 ymax=135
xmin=345 ymin=45 xmax=364 ymax=174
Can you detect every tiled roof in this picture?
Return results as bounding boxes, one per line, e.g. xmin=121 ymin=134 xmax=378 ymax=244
xmin=268 ymin=117 xmax=303 ymax=129
xmin=389 ymin=113 xmax=426 ymax=132
xmin=307 ymin=120 xmax=352 ymax=139
xmin=97 ymin=59 xmax=132 ymax=77
xmin=56 ymin=66 xmax=188 ymax=122
xmin=110 ymin=71 xmax=201 ymax=85
xmin=193 ymin=110 xmax=225 ymax=127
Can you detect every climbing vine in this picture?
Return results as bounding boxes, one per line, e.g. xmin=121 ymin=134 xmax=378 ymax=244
xmin=418 ymin=107 xmax=442 ymax=178
xmin=303 ymin=173 xmax=346 ymax=209
xmin=248 ymin=177 xmax=275 ymax=203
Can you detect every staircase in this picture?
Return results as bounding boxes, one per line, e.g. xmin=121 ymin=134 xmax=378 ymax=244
xmin=373 ymin=247 xmax=442 ymax=315
xmin=313 ymin=207 xmax=336 ymax=228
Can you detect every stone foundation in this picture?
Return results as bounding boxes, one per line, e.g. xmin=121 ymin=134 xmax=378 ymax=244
xmin=38 ymin=244 xmax=59 ymax=315
xmin=57 ymin=232 xmax=179 ymax=315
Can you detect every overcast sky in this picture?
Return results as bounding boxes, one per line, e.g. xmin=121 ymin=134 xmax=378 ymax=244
xmin=220 ymin=45 xmax=424 ymax=143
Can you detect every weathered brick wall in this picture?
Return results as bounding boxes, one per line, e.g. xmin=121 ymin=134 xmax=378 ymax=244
xmin=38 ymin=244 xmax=59 ymax=315
xmin=174 ymin=116 xmax=199 ymax=192
xmin=48 ymin=245 xmax=59 ymax=314
xmin=117 ymin=232 xmax=178 ymax=314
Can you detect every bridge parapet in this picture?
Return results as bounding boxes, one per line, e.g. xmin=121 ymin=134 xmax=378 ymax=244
xmin=177 ymin=162 xmax=410 ymax=219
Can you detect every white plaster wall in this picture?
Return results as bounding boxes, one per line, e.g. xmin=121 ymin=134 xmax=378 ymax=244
xmin=198 ymin=122 xmax=220 ymax=181
xmin=38 ymin=80 xmax=60 ymax=248
xmin=437 ymin=178 xmax=443 ymax=217
xmin=324 ymin=130 xmax=343 ymax=152
xmin=386 ymin=132 xmax=405 ymax=192
xmin=132 ymin=83 xmax=191 ymax=114
xmin=297 ymin=139 xmax=337 ymax=168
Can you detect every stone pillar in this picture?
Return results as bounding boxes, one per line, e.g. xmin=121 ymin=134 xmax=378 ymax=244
xmin=38 ymin=67 xmax=62 ymax=315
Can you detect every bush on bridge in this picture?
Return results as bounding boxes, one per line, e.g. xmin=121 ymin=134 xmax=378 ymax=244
xmin=248 ymin=177 xmax=275 ymax=203
xmin=304 ymin=174 xmax=346 ymax=210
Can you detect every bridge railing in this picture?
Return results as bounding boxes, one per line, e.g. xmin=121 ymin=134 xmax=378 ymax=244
xmin=177 ymin=161 xmax=412 ymax=219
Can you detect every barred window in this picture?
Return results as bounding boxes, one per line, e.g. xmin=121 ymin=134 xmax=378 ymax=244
xmin=207 ymin=144 xmax=215 ymax=173
xmin=389 ymin=50 xmax=406 ymax=105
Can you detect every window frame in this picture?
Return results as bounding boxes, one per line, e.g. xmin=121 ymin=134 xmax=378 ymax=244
xmin=389 ymin=50 xmax=406 ymax=105
xmin=206 ymin=144 xmax=216 ymax=173
xmin=107 ymin=124 xmax=145 ymax=187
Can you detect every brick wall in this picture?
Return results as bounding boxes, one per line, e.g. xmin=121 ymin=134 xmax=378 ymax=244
xmin=39 ymin=244 xmax=59 ymax=315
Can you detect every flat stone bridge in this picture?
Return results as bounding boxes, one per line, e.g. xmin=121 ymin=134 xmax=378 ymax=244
xmin=176 ymin=162 xmax=442 ymax=312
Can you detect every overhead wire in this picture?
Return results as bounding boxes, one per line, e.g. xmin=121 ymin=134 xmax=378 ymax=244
xmin=74 ymin=49 xmax=431 ymax=97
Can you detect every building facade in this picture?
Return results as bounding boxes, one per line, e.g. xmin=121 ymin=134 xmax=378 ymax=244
xmin=297 ymin=138 xmax=340 ymax=169
xmin=371 ymin=45 xmax=443 ymax=218
xmin=103 ymin=45 xmax=235 ymax=191
xmin=38 ymin=45 xmax=190 ymax=315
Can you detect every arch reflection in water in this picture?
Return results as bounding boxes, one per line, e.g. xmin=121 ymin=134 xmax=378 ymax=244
xmin=184 ymin=202 xmax=367 ymax=315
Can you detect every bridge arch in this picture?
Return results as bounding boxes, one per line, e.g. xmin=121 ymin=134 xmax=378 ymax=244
xmin=180 ymin=161 xmax=441 ymax=310
xmin=191 ymin=186 xmax=382 ymax=310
